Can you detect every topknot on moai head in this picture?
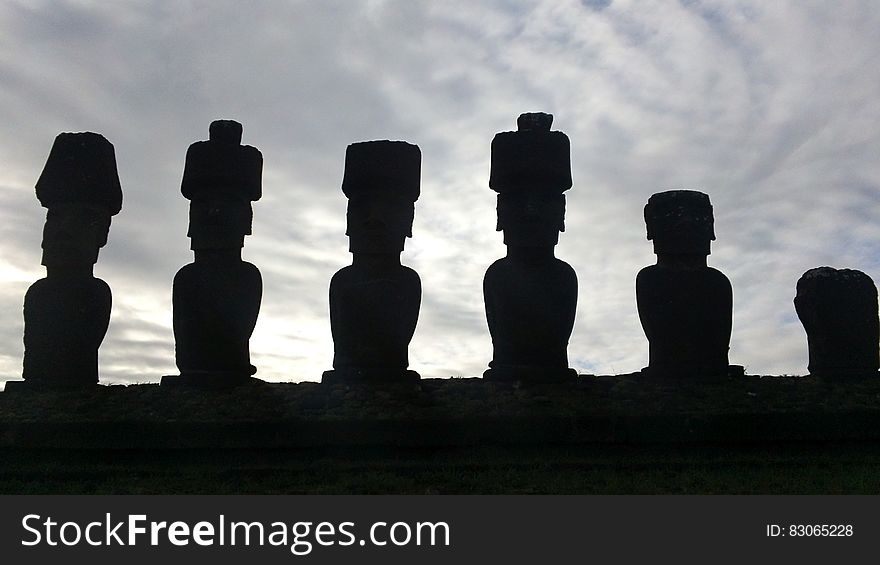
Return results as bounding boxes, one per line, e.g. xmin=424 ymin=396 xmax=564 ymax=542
xmin=35 ymin=132 xmax=123 ymax=215
xmin=644 ymin=190 xmax=715 ymax=255
xmin=181 ymin=120 xmax=262 ymax=202
xmin=340 ymin=141 xmax=421 ymax=253
xmin=489 ymin=113 xmax=572 ymax=194
xmin=341 ymin=140 xmax=421 ymax=202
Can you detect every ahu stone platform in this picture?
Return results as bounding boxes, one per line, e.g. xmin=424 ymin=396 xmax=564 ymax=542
xmin=2 ymin=374 xmax=879 ymax=449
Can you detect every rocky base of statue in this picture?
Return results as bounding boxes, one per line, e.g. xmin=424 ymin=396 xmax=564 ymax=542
xmin=483 ymin=365 xmax=577 ymax=384
xmin=806 ymin=368 xmax=879 ymax=379
xmin=321 ymin=368 xmax=421 ymax=385
xmin=639 ymin=364 xmax=745 ymax=380
xmin=3 ymin=379 xmax=101 ymax=393
xmin=160 ymin=367 xmax=263 ymax=389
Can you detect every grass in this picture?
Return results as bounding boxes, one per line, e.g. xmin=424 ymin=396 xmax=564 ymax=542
xmin=2 ymin=442 xmax=879 ymax=494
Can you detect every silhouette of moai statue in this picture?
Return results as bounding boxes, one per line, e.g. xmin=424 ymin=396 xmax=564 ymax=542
xmin=161 ymin=120 xmax=263 ymax=387
xmin=483 ymin=113 xmax=578 ymax=383
xmin=322 ymin=141 xmax=422 ymax=384
xmin=17 ymin=133 xmax=122 ymax=389
xmin=636 ymin=190 xmax=742 ymax=378
xmin=794 ymin=267 xmax=879 ymax=377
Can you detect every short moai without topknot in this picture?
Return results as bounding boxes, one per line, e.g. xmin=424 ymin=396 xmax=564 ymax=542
xmin=162 ymin=120 xmax=263 ymax=387
xmin=12 ymin=132 xmax=123 ymax=390
xmin=322 ymin=140 xmax=422 ymax=384
xmin=482 ymin=113 xmax=578 ymax=383
xmin=636 ymin=190 xmax=742 ymax=378
xmin=794 ymin=267 xmax=879 ymax=377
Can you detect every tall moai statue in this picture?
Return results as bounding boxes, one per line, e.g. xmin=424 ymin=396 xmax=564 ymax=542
xmin=794 ymin=267 xmax=879 ymax=377
xmin=636 ymin=190 xmax=742 ymax=378
xmin=16 ymin=133 xmax=123 ymax=390
xmin=483 ymin=113 xmax=578 ymax=383
xmin=322 ymin=140 xmax=422 ymax=384
xmin=162 ymin=120 xmax=263 ymax=387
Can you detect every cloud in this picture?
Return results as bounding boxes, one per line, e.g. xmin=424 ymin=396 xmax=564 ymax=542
xmin=582 ymin=0 xmax=614 ymax=12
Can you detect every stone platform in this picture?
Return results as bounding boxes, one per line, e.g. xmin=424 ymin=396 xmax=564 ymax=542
xmin=1 ymin=374 xmax=879 ymax=449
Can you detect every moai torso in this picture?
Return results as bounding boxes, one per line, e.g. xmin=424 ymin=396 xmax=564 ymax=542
xmin=636 ymin=261 xmax=732 ymax=376
xmin=24 ymin=270 xmax=112 ymax=386
xmin=172 ymin=251 xmax=262 ymax=377
xmin=18 ymin=133 xmax=122 ymax=389
xmin=323 ymin=141 xmax=422 ymax=384
xmin=329 ymin=257 xmax=421 ymax=373
xmin=794 ymin=267 xmax=879 ymax=377
xmin=164 ymin=120 xmax=263 ymax=386
xmin=484 ymin=249 xmax=577 ymax=373
xmin=636 ymin=190 xmax=739 ymax=378
xmin=483 ymin=113 xmax=578 ymax=383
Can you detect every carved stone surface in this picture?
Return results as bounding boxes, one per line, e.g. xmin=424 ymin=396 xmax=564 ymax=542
xmin=162 ymin=120 xmax=263 ymax=388
xmin=15 ymin=132 xmax=122 ymax=389
xmin=794 ymin=267 xmax=879 ymax=377
xmin=323 ymin=140 xmax=422 ymax=384
xmin=483 ymin=113 xmax=578 ymax=383
xmin=636 ymin=190 xmax=741 ymax=378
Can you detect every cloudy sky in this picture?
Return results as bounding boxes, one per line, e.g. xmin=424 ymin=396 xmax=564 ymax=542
xmin=1 ymin=0 xmax=879 ymax=386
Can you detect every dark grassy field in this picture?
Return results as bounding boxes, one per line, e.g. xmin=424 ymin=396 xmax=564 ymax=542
xmin=1 ymin=375 xmax=879 ymax=493
xmin=2 ymin=442 xmax=879 ymax=494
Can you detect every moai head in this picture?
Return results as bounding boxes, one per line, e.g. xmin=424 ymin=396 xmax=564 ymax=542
xmin=489 ymin=113 xmax=571 ymax=247
xmin=794 ymin=267 xmax=879 ymax=375
xmin=341 ymin=140 xmax=421 ymax=254
xmin=181 ymin=120 xmax=262 ymax=250
xmin=35 ymin=133 xmax=122 ymax=267
xmin=644 ymin=190 xmax=715 ymax=256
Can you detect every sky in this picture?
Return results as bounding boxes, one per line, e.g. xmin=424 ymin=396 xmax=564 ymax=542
xmin=1 ymin=0 xmax=879 ymax=386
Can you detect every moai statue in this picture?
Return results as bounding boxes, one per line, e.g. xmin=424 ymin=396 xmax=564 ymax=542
xmin=794 ymin=267 xmax=879 ymax=377
xmin=322 ymin=140 xmax=422 ymax=384
xmin=161 ymin=120 xmax=263 ymax=387
xmin=636 ymin=190 xmax=742 ymax=378
xmin=15 ymin=132 xmax=123 ymax=390
xmin=483 ymin=113 xmax=578 ymax=383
